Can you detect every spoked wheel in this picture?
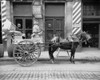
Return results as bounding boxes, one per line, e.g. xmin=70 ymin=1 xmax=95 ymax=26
xmin=13 ymin=40 xmax=41 ymax=67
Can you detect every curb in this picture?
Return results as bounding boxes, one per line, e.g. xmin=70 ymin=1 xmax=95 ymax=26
xmin=1 ymin=48 xmax=100 ymax=61
xmin=0 ymin=56 xmax=100 ymax=62
xmin=0 ymin=57 xmax=14 ymax=61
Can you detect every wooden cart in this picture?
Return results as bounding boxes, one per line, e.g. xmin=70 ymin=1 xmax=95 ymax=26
xmin=11 ymin=31 xmax=41 ymax=67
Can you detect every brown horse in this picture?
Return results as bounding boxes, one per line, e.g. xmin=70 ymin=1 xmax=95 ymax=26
xmin=48 ymin=32 xmax=91 ymax=63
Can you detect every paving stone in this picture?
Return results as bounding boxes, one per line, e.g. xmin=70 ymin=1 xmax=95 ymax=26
xmin=0 ymin=48 xmax=100 ymax=80
xmin=0 ymin=70 xmax=100 ymax=80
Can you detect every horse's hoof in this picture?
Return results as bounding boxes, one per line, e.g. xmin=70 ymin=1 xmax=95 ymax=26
xmin=70 ymin=61 xmax=75 ymax=64
xmin=73 ymin=62 xmax=75 ymax=64
xmin=50 ymin=59 xmax=55 ymax=64
xmin=70 ymin=59 xmax=72 ymax=62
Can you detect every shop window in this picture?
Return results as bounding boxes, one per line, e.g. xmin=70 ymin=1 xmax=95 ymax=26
xmin=25 ymin=19 xmax=32 ymax=39
xmin=16 ymin=19 xmax=23 ymax=30
xmin=15 ymin=17 xmax=32 ymax=39
xmin=83 ymin=2 xmax=100 ymax=16
xmin=26 ymin=19 xmax=32 ymax=29
xmin=83 ymin=23 xmax=99 ymax=48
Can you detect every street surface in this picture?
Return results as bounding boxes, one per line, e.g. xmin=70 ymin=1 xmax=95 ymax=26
xmin=0 ymin=48 xmax=100 ymax=80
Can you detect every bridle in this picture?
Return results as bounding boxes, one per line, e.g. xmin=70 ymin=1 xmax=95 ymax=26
xmin=78 ymin=32 xmax=91 ymax=44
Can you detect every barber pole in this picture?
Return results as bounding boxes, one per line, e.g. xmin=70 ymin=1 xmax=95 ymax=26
xmin=1 ymin=0 xmax=7 ymax=41
xmin=72 ymin=1 xmax=82 ymax=35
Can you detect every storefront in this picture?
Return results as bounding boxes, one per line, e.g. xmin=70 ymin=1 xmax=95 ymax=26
xmin=1 ymin=0 xmax=100 ymax=51
xmin=0 ymin=2 xmax=4 ymax=57
xmin=0 ymin=2 xmax=2 ymax=44
xmin=13 ymin=2 xmax=33 ymax=39
xmin=45 ymin=3 xmax=65 ymax=43
xmin=82 ymin=0 xmax=100 ymax=48
xmin=12 ymin=0 xmax=73 ymax=45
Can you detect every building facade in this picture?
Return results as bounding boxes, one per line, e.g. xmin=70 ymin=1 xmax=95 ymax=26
xmin=0 ymin=16 xmax=1 ymax=44
xmin=0 ymin=0 xmax=100 ymax=50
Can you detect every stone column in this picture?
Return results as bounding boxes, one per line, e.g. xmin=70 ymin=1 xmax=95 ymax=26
xmin=1 ymin=0 xmax=11 ymax=56
xmin=6 ymin=0 xmax=12 ymax=56
xmin=65 ymin=1 xmax=73 ymax=37
xmin=32 ymin=0 xmax=44 ymax=50
xmin=65 ymin=0 xmax=82 ymax=51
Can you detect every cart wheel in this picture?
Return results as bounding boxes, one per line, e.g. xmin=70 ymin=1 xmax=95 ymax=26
xmin=13 ymin=40 xmax=41 ymax=67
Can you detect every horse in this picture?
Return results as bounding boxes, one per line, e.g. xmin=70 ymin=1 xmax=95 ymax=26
xmin=48 ymin=32 xmax=91 ymax=64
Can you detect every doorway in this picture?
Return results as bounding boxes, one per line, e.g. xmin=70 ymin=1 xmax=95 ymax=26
xmin=45 ymin=3 xmax=65 ymax=43
xmin=83 ymin=23 xmax=99 ymax=48
xmin=45 ymin=17 xmax=64 ymax=43
xmin=14 ymin=17 xmax=33 ymax=39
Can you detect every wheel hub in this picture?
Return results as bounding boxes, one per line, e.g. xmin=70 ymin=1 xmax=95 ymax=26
xmin=24 ymin=51 xmax=29 ymax=56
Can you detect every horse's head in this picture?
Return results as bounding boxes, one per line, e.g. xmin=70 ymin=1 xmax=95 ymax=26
xmin=79 ymin=31 xmax=91 ymax=43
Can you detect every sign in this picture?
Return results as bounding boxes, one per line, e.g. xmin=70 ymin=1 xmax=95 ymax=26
xmin=32 ymin=5 xmax=42 ymax=18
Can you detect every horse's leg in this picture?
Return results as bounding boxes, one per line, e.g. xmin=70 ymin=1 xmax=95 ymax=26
xmin=66 ymin=50 xmax=69 ymax=56
xmin=48 ymin=44 xmax=58 ymax=63
xmin=70 ymin=49 xmax=75 ymax=63
xmin=48 ymin=44 xmax=55 ymax=63
xmin=48 ymin=44 xmax=54 ymax=60
xmin=56 ymin=48 xmax=61 ymax=57
xmin=72 ymin=50 xmax=75 ymax=64
xmin=70 ymin=50 xmax=72 ymax=62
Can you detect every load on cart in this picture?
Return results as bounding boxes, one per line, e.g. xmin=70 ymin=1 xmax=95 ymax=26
xmin=2 ymin=19 xmax=43 ymax=67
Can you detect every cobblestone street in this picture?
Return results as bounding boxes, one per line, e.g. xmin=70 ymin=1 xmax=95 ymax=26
xmin=0 ymin=48 xmax=100 ymax=80
xmin=0 ymin=61 xmax=100 ymax=80
xmin=0 ymin=69 xmax=100 ymax=80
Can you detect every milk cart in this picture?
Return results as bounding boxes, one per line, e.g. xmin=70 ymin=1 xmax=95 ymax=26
xmin=10 ymin=31 xmax=41 ymax=67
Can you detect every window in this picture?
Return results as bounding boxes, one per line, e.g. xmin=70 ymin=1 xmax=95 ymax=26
xmin=15 ymin=17 xmax=33 ymax=39
xmin=83 ymin=2 xmax=100 ymax=16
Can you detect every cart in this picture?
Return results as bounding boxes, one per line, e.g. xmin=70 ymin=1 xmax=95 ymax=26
xmin=9 ymin=31 xmax=71 ymax=67
xmin=10 ymin=31 xmax=42 ymax=67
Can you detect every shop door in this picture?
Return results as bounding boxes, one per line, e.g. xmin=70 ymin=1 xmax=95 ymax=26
xmin=83 ymin=23 xmax=99 ymax=48
xmin=45 ymin=17 xmax=64 ymax=43
xmin=14 ymin=17 xmax=33 ymax=39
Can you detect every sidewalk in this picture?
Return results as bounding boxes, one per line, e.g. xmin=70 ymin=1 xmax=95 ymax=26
xmin=0 ymin=48 xmax=100 ymax=61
